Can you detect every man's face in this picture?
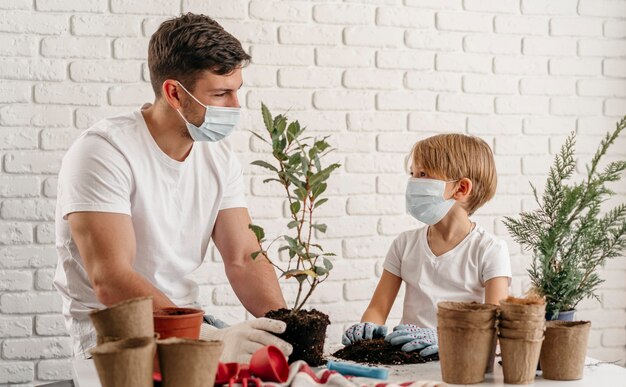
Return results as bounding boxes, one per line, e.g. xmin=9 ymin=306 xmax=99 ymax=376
xmin=179 ymin=68 xmax=243 ymax=128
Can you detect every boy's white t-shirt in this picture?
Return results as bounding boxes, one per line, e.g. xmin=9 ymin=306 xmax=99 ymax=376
xmin=383 ymin=225 xmax=512 ymax=329
xmin=53 ymin=110 xmax=246 ymax=358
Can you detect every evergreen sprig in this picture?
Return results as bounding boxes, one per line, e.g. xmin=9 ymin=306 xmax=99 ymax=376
xmin=248 ymin=104 xmax=340 ymax=312
xmin=504 ymin=116 xmax=626 ymax=319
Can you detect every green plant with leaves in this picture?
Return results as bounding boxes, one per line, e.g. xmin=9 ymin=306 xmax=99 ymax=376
xmin=504 ymin=116 xmax=626 ymax=319
xmin=248 ymin=104 xmax=341 ymax=312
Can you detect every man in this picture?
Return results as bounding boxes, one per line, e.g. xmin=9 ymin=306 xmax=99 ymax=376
xmin=54 ymin=13 xmax=292 ymax=363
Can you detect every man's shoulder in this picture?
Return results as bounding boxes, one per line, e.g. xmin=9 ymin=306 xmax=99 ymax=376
xmin=87 ymin=111 xmax=142 ymax=139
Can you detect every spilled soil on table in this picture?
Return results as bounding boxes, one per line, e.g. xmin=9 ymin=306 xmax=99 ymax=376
xmin=332 ymin=338 xmax=439 ymax=365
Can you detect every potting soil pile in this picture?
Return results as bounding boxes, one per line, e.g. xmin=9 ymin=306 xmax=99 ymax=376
xmin=331 ymin=338 xmax=439 ymax=365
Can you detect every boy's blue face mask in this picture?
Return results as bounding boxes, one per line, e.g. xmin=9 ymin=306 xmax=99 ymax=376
xmin=175 ymin=81 xmax=240 ymax=142
xmin=406 ymin=178 xmax=458 ymax=225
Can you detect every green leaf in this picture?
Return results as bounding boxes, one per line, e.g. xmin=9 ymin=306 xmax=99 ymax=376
xmin=251 ymin=250 xmax=263 ymax=260
xmin=249 ymin=130 xmax=270 ymax=145
xmin=311 ymin=223 xmax=327 ymax=233
xmin=290 ymin=201 xmax=301 ymax=215
xmin=287 ymin=220 xmax=299 ymax=229
xmin=309 ymin=243 xmax=324 ymax=251
xmin=314 ymin=137 xmax=331 ymax=153
xmin=275 ymin=116 xmax=287 ymax=136
xmin=261 ymin=103 xmax=273 ymax=133
xmin=251 ymin=160 xmax=278 ymax=173
xmin=314 ymin=266 xmax=328 ymax=276
xmin=323 ymin=257 xmax=333 ymax=270
xmin=313 ymin=198 xmax=329 ymax=209
xmin=311 ymin=182 xmax=327 ymax=199
xmin=248 ymin=224 xmax=265 ymax=241
xmin=287 ymin=121 xmax=300 ymax=143
xmin=285 ymin=269 xmax=317 ymax=280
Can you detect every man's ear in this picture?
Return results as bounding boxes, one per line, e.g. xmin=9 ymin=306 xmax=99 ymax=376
xmin=162 ymin=79 xmax=183 ymax=110
xmin=453 ymin=177 xmax=473 ymax=200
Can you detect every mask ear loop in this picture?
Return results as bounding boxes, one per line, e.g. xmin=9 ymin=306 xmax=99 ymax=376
xmin=175 ymin=81 xmax=208 ymax=128
xmin=176 ymin=81 xmax=206 ymax=108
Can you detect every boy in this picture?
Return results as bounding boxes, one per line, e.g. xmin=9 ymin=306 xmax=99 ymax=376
xmin=343 ymin=134 xmax=511 ymax=356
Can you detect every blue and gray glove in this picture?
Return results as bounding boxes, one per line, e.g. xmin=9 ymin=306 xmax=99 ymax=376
xmin=385 ymin=324 xmax=438 ymax=357
xmin=342 ymin=322 xmax=388 ymax=345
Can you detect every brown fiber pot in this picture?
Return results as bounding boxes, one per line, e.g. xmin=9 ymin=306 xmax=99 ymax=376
xmin=539 ymin=321 xmax=591 ymax=380
xmin=438 ymin=326 xmax=496 ymax=384
xmin=89 ymin=296 xmax=154 ymax=345
xmin=90 ymin=336 xmax=156 ymax=387
xmin=157 ymin=338 xmax=224 ymax=387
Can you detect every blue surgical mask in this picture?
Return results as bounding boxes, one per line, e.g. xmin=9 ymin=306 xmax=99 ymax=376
xmin=175 ymin=81 xmax=240 ymax=142
xmin=406 ymin=178 xmax=457 ymax=225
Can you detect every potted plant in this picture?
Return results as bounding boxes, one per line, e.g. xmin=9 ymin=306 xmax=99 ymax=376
xmin=504 ymin=116 xmax=626 ymax=321
xmin=248 ymin=104 xmax=340 ymax=366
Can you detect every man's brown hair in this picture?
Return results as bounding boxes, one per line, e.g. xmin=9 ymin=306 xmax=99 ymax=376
xmin=148 ymin=13 xmax=250 ymax=98
xmin=410 ymin=133 xmax=497 ymax=215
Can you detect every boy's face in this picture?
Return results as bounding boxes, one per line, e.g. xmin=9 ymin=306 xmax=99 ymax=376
xmin=410 ymin=162 xmax=460 ymax=201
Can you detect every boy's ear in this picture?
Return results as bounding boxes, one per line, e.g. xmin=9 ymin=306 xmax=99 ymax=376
xmin=453 ymin=178 xmax=473 ymax=200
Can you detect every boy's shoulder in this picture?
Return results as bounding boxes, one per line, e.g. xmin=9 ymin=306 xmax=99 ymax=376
xmin=470 ymin=224 xmax=509 ymax=258
xmin=392 ymin=226 xmax=427 ymax=247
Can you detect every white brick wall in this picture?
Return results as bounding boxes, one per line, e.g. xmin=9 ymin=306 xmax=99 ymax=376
xmin=0 ymin=0 xmax=625 ymax=385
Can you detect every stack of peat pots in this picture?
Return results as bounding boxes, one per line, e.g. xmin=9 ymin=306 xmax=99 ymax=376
xmin=89 ymin=297 xmax=223 ymax=387
xmin=498 ymin=296 xmax=546 ymax=384
xmin=437 ymin=301 xmax=498 ymax=384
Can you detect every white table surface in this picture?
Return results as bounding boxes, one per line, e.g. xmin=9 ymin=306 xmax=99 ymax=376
xmin=74 ymin=356 xmax=626 ymax=386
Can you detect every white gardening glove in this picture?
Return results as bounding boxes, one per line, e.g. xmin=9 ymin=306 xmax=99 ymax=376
xmin=199 ymin=317 xmax=293 ymax=364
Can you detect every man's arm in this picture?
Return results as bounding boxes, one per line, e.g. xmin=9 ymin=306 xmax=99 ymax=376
xmin=68 ymin=211 xmax=176 ymax=308
xmin=212 ymin=208 xmax=287 ymax=316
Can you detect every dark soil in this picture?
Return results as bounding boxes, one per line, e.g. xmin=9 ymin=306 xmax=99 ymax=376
xmin=265 ymin=308 xmax=330 ymax=367
xmin=332 ymin=338 xmax=439 ymax=365
xmin=153 ymin=308 xmax=200 ymax=316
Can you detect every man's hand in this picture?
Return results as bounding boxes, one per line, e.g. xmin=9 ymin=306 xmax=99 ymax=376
xmin=199 ymin=317 xmax=293 ymax=363
xmin=385 ymin=324 xmax=439 ymax=357
xmin=342 ymin=322 xmax=387 ymax=345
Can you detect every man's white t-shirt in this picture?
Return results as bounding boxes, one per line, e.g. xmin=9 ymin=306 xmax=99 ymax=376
xmin=53 ymin=110 xmax=246 ymax=358
xmin=383 ymin=225 xmax=512 ymax=329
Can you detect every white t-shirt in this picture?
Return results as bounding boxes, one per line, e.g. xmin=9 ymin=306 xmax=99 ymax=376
xmin=53 ymin=110 xmax=246 ymax=358
xmin=383 ymin=225 xmax=512 ymax=329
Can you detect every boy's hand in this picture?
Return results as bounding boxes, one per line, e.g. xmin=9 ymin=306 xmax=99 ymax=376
xmin=385 ymin=324 xmax=438 ymax=356
xmin=342 ymin=322 xmax=388 ymax=345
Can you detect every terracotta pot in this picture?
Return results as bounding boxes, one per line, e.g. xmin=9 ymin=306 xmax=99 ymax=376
xmin=153 ymin=307 xmax=205 ymax=340
xmin=153 ymin=307 xmax=204 ymax=373
xmin=540 ymin=321 xmax=591 ymax=380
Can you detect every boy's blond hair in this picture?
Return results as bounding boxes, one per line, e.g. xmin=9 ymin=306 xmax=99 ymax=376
xmin=410 ymin=133 xmax=497 ymax=215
